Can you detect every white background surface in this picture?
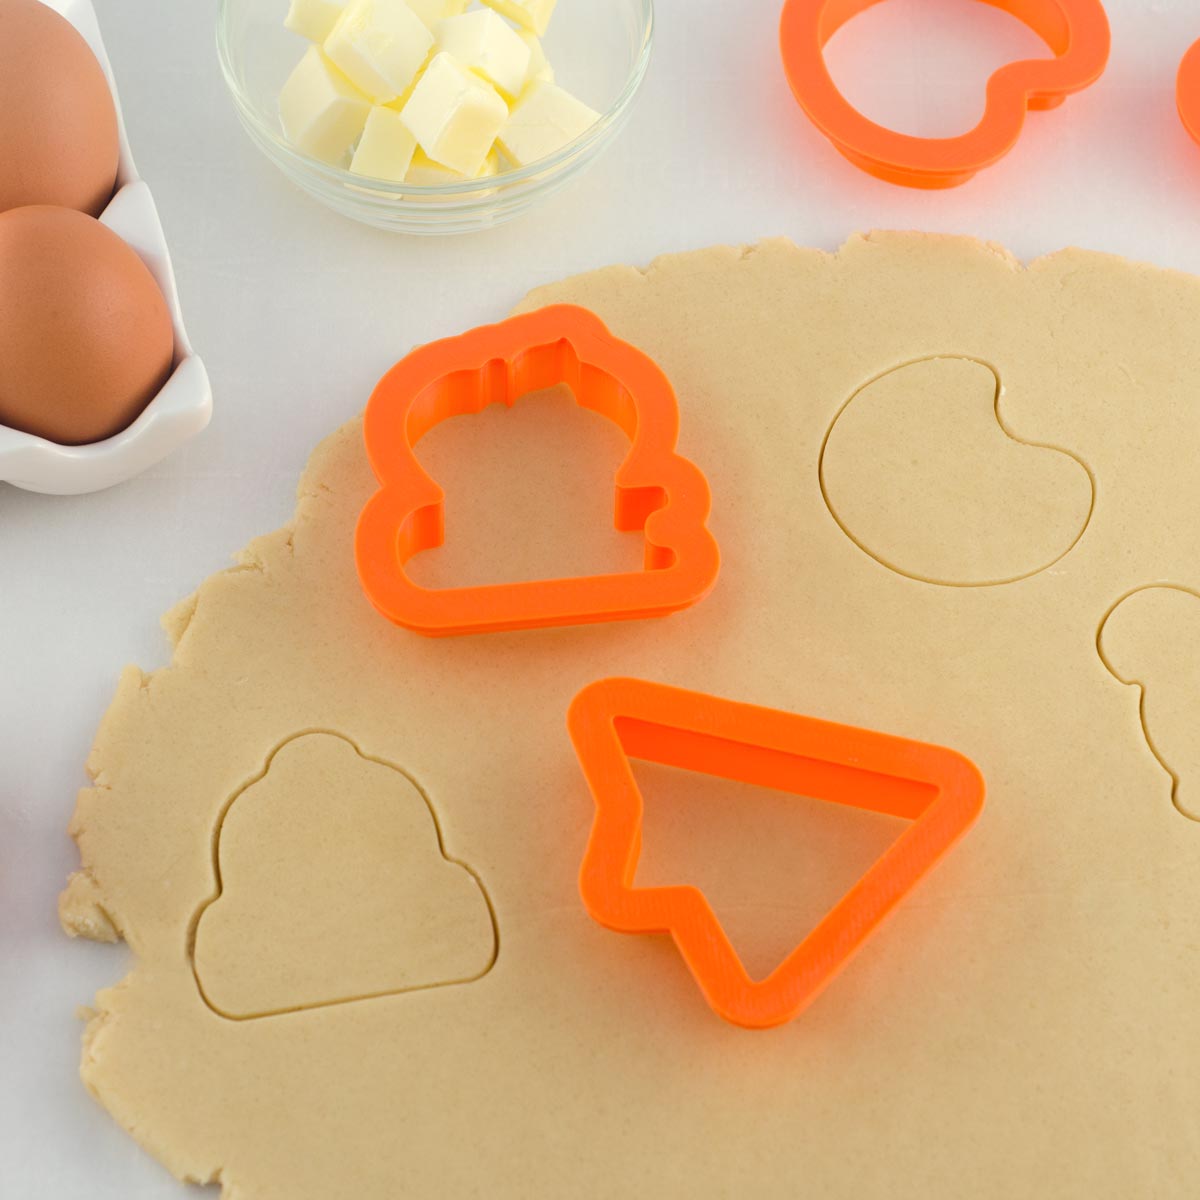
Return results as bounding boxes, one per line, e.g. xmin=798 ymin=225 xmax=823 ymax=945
xmin=2 ymin=0 xmax=1199 ymax=1194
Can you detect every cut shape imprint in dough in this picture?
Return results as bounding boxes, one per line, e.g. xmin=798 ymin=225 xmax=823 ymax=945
xmin=820 ymin=357 xmax=1094 ymax=586
xmin=1098 ymin=586 xmax=1200 ymax=822
xmin=191 ymin=732 xmax=498 ymax=1019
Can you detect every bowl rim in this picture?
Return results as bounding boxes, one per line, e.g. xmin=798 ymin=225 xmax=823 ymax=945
xmin=215 ymin=0 xmax=655 ymax=200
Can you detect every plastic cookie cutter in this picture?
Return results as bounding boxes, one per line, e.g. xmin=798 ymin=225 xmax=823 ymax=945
xmin=569 ymin=678 xmax=986 ymax=1030
xmin=356 ymin=306 xmax=720 ymax=637
xmin=779 ymin=0 xmax=1111 ymax=189
xmin=1177 ymin=38 xmax=1200 ymax=149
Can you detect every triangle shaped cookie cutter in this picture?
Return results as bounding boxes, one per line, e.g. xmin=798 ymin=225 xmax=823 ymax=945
xmin=568 ymin=678 xmax=986 ymax=1029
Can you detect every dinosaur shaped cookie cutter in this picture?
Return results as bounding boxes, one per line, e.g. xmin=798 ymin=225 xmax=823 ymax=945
xmin=356 ymin=306 xmax=720 ymax=636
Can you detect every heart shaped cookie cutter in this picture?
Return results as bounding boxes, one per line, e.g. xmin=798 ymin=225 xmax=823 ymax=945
xmin=779 ymin=0 xmax=1111 ymax=189
xmin=356 ymin=306 xmax=720 ymax=637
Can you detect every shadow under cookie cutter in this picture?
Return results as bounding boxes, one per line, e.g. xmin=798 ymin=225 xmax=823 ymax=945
xmin=779 ymin=0 xmax=1111 ymax=189
xmin=569 ymin=677 xmax=986 ymax=1029
xmin=356 ymin=305 xmax=720 ymax=636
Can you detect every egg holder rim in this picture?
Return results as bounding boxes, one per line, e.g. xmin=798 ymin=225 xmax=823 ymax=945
xmin=0 ymin=0 xmax=212 ymax=496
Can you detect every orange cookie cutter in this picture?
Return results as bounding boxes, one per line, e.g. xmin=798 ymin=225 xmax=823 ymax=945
xmin=1177 ymin=37 xmax=1200 ymax=148
xmin=569 ymin=678 xmax=985 ymax=1029
xmin=779 ymin=0 xmax=1111 ymax=189
xmin=356 ymin=306 xmax=720 ymax=637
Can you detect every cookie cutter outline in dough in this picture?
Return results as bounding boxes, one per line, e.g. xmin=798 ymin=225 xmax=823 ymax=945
xmin=778 ymin=0 xmax=1111 ymax=189
xmin=189 ymin=730 xmax=500 ymax=1020
xmin=569 ymin=677 xmax=986 ymax=1030
xmin=356 ymin=305 xmax=721 ymax=637
xmin=817 ymin=355 xmax=1096 ymax=588
xmin=1097 ymin=584 xmax=1200 ymax=824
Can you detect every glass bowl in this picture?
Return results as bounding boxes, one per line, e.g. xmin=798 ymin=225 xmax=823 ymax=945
xmin=217 ymin=0 xmax=653 ymax=234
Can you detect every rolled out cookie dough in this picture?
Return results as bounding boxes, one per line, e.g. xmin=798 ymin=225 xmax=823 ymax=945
xmin=62 ymin=234 xmax=1200 ymax=1198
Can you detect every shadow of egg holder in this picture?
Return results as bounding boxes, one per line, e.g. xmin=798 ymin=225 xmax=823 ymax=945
xmin=0 ymin=0 xmax=211 ymax=495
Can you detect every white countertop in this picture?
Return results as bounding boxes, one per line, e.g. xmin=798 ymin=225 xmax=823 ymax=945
xmin=3 ymin=0 xmax=1199 ymax=1193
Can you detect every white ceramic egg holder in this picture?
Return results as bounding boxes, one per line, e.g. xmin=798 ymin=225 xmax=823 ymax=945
xmin=0 ymin=0 xmax=212 ymax=495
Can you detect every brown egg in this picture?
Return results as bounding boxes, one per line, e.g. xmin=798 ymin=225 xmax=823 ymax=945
xmin=0 ymin=206 xmax=175 ymax=446
xmin=0 ymin=0 xmax=121 ymax=216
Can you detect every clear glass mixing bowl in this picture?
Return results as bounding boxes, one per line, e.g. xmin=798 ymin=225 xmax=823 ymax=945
xmin=217 ymin=0 xmax=654 ymax=234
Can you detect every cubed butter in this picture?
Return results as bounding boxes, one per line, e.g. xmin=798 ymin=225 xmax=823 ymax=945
xmin=279 ymin=46 xmax=372 ymax=165
xmin=405 ymin=0 xmax=469 ymax=28
xmin=435 ymin=10 xmax=531 ymax=100
xmin=350 ymin=105 xmax=418 ymax=180
xmin=325 ymin=0 xmax=434 ymax=104
xmin=480 ymin=0 xmax=556 ymax=38
xmin=403 ymin=147 xmax=499 ymax=199
xmin=405 ymin=147 xmax=499 ymax=185
xmin=285 ymin=0 xmax=348 ymax=43
xmin=518 ymin=30 xmax=553 ymax=84
xmin=497 ymin=80 xmax=599 ymax=167
xmin=382 ymin=73 xmax=421 ymax=113
xmin=399 ymin=52 xmax=507 ymax=175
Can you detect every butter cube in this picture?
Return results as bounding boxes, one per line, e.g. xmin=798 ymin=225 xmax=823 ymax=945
xmin=497 ymin=80 xmax=599 ymax=167
xmin=350 ymin=105 xmax=418 ymax=180
xmin=518 ymin=30 xmax=553 ymax=85
xmin=404 ymin=148 xmax=465 ymax=186
xmin=325 ymin=0 xmax=434 ymax=104
xmin=435 ymin=10 xmax=531 ymax=100
xmin=285 ymin=0 xmax=348 ymax=43
xmin=399 ymin=52 xmax=507 ymax=175
xmin=382 ymin=73 xmax=421 ymax=113
xmin=405 ymin=0 xmax=469 ymax=28
xmin=405 ymin=147 xmax=498 ymax=186
xmin=279 ymin=46 xmax=372 ymax=164
xmin=480 ymin=0 xmax=556 ymax=38
xmin=403 ymin=147 xmax=498 ymax=200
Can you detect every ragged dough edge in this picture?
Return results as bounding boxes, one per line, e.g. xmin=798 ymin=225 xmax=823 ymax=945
xmin=77 ymin=977 xmax=228 ymax=1190
xmin=60 ymin=419 xmax=367 ymax=942
xmin=58 ymin=422 xmax=369 ymax=1189
xmin=57 ymin=231 xmax=1200 ymax=1196
xmin=60 ymin=870 xmax=121 ymax=943
xmin=515 ymin=231 xmax=1198 ymax=318
xmin=516 ymin=233 xmax=1025 ymax=311
xmin=516 ymin=236 xmax=833 ymax=308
